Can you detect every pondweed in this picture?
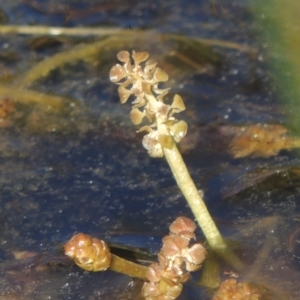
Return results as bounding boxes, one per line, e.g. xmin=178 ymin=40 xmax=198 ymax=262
xmin=65 ymin=217 xmax=206 ymax=299
xmin=109 ymin=50 xmax=227 ymax=253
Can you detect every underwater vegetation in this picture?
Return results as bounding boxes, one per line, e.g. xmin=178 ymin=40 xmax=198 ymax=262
xmin=0 ymin=0 xmax=300 ymax=299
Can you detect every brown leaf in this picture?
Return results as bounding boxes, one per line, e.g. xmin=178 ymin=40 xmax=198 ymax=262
xmin=227 ymin=124 xmax=291 ymax=158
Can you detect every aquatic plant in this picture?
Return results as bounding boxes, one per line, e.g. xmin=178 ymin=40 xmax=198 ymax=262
xmin=64 ymin=233 xmax=148 ymax=280
xmin=65 ymin=216 xmax=206 ymax=300
xmin=141 ymin=216 xmax=206 ymax=299
xmin=109 ymin=50 xmax=227 ymax=253
xmin=212 ymin=279 xmax=260 ymax=300
xmin=222 ymin=123 xmax=300 ymax=158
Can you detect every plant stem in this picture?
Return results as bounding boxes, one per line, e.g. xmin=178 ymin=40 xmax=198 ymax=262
xmin=142 ymin=93 xmax=244 ymax=270
xmin=0 ymin=25 xmax=125 ymax=36
xmin=145 ymin=94 xmax=225 ymax=251
xmin=164 ymin=145 xmax=224 ymax=248
xmin=0 ymin=84 xmax=67 ymax=110
xmin=110 ymin=254 xmax=148 ymax=280
xmin=162 ymin=144 xmax=245 ymax=271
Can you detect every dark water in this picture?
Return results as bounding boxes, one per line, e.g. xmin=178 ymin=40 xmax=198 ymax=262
xmin=0 ymin=0 xmax=299 ymax=299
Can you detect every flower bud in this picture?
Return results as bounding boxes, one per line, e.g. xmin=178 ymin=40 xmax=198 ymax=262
xmin=65 ymin=233 xmax=111 ymax=271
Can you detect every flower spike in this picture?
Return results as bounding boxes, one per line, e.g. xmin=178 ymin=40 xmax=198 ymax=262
xmin=110 ymin=50 xmax=187 ymax=158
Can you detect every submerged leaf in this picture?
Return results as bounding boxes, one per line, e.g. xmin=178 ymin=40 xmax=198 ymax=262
xmin=212 ymin=279 xmax=260 ymax=300
xmin=224 ymin=124 xmax=292 ymax=158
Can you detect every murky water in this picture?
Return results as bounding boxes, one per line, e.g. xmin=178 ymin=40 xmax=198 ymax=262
xmin=0 ymin=0 xmax=299 ymax=299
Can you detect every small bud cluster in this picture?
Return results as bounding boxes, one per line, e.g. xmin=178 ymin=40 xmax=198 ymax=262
xmin=110 ymin=50 xmax=188 ymax=158
xmin=64 ymin=233 xmax=111 ymax=271
xmin=141 ymin=217 xmax=206 ymax=299
xmin=212 ymin=279 xmax=260 ymax=300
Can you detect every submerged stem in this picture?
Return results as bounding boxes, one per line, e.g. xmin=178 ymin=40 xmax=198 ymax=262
xmin=0 ymin=84 xmax=67 ymax=110
xmin=110 ymin=254 xmax=147 ymax=280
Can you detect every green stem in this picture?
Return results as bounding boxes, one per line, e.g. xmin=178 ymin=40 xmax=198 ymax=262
xmin=110 ymin=254 xmax=148 ymax=280
xmin=0 ymin=84 xmax=67 ymax=110
xmin=144 ymin=94 xmax=225 ymax=251
xmin=163 ymin=144 xmax=224 ymax=249
xmin=162 ymin=142 xmax=245 ymax=271
xmin=144 ymin=93 xmax=244 ymax=270
xmin=198 ymin=252 xmax=221 ymax=288
xmin=17 ymin=32 xmax=141 ymax=88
